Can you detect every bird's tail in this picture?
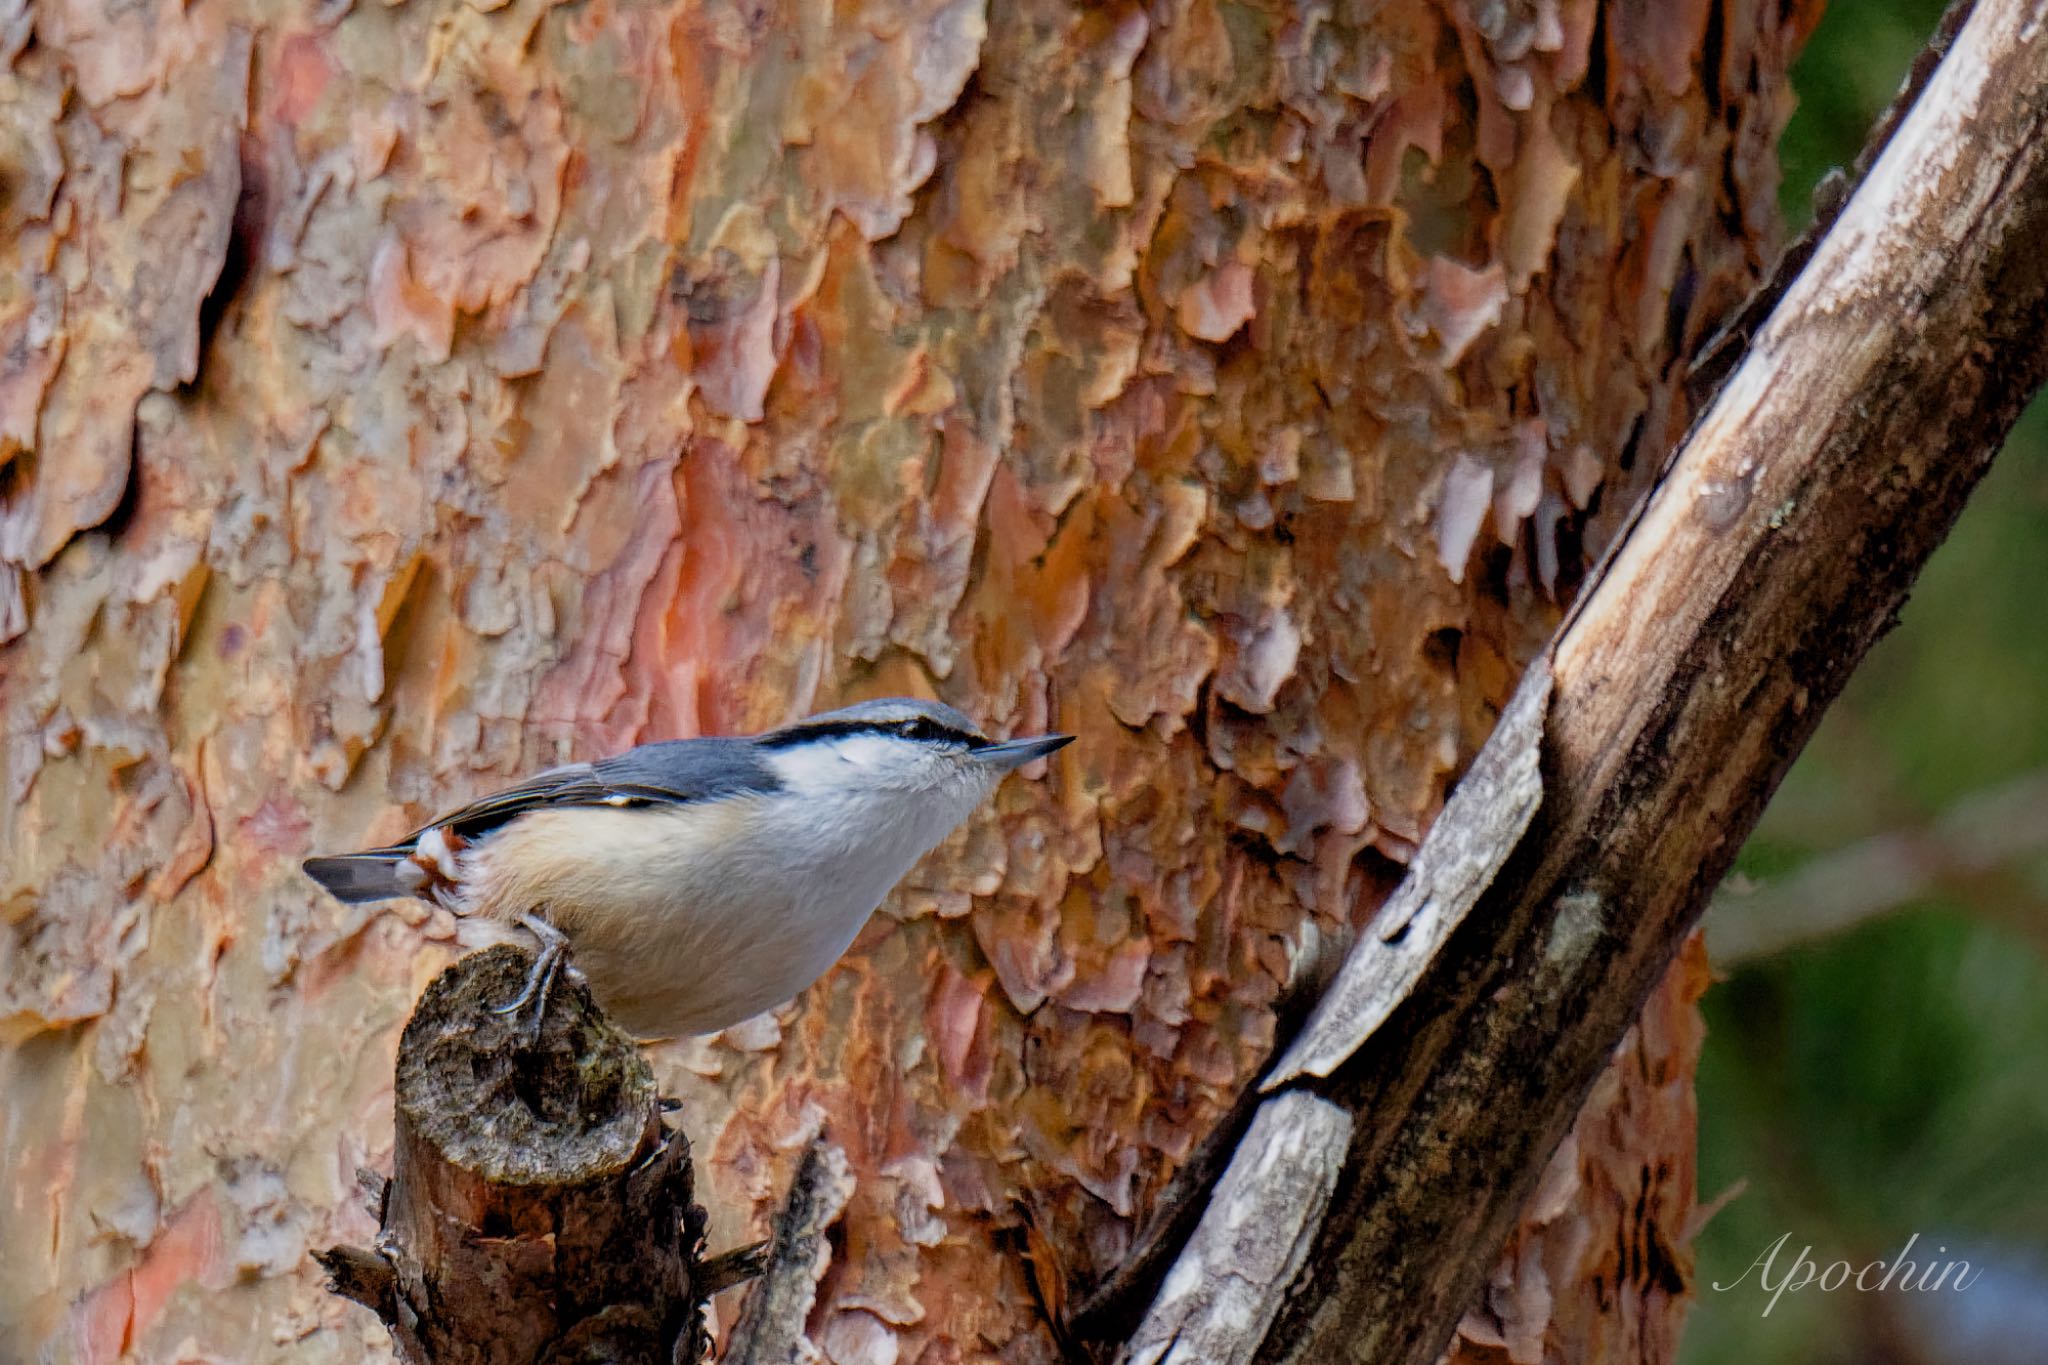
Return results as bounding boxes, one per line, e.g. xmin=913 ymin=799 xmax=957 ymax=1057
xmin=302 ymin=852 xmax=410 ymax=904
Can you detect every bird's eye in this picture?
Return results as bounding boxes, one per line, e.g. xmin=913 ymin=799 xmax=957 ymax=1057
xmin=900 ymin=718 xmax=947 ymax=742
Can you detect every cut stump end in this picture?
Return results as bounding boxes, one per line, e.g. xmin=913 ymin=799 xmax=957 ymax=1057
xmin=396 ymin=945 xmax=657 ymax=1186
xmin=320 ymin=946 xmax=710 ymax=1365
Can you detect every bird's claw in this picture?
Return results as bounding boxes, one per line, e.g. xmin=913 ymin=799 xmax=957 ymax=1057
xmin=494 ymin=913 xmax=570 ymax=1045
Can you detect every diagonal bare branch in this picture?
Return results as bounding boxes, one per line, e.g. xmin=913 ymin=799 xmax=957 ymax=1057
xmin=1125 ymin=2 xmax=2048 ymax=1362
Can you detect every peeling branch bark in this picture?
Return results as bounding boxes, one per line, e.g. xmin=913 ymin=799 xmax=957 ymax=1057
xmin=1129 ymin=3 xmax=2048 ymax=1362
xmin=1266 ymin=667 xmax=1552 ymax=1090
xmin=1123 ymin=1092 xmax=1353 ymax=1365
xmin=317 ymin=947 xmax=713 ymax=1365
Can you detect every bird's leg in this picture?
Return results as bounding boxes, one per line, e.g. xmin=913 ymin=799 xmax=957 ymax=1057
xmin=493 ymin=912 xmax=569 ymax=1041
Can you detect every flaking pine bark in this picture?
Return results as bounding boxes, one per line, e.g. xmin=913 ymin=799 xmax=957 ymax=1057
xmin=0 ymin=1 xmax=1814 ymax=1361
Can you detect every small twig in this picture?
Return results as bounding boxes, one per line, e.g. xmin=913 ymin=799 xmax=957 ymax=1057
xmin=313 ymin=1244 xmax=397 ymax=1317
xmin=1708 ymin=768 xmax=2048 ymax=963
xmin=698 ymin=1240 xmax=772 ymax=1297
xmin=723 ymin=1136 xmax=856 ymax=1365
xmin=353 ymin=1166 xmax=388 ymax=1219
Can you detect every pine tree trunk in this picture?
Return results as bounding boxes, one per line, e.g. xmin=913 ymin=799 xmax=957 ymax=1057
xmin=0 ymin=1 xmax=1810 ymax=1360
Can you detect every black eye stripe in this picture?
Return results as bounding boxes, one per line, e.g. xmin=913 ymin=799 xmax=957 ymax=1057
xmin=758 ymin=716 xmax=986 ymax=748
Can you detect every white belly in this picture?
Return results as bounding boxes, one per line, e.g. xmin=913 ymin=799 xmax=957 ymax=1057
xmin=458 ymin=795 xmax=944 ymax=1037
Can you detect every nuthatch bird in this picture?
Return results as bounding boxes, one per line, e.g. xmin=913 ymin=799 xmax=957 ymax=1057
xmin=303 ymin=698 xmax=1072 ymax=1038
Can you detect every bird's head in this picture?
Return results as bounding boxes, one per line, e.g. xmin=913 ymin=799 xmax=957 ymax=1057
xmin=758 ymin=698 xmax=1072 ymax=807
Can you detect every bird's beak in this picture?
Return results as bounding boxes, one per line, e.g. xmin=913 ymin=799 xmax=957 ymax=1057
xmin=972 ymin=733 xmax=1075 ymax=770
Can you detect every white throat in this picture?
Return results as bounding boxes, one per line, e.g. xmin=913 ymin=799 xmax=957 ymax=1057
xmin=762 ymin=736 xmax=993 ymax=885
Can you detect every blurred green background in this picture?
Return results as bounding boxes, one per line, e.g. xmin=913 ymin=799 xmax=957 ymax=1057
xmin=1686 ymin=3 xmax=2048 ymax=1362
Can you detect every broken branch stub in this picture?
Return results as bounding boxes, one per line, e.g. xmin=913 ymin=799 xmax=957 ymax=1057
xmin=317 ymin=945 xmax=710 ymax=1365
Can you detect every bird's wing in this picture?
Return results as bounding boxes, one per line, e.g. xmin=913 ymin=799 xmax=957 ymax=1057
xmin=372 ymin=738 xmax=778 ymax=851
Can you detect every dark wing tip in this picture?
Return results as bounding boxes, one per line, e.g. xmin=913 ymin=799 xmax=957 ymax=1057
xmin=303 ymin=853 xmax=407 ymax=905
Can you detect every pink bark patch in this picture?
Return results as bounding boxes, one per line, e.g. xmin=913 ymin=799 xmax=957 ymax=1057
xmin=272 ymin=32 xmax=332 ymax=128
xmin=691 ymin=258 xmax=781 ymax=423
xmin=1436 ymin=453 xmax=1495 ymax=585
xmin=1423 ymin=256 xmax=1508 ymax=365
xmin=369 ymin=233 xmax=456 ymax=363
xmin=928 ymin=960 xmax=989 ymax=1095
xmin=72 ymin=1193 xmax=223 ymax=1365
xmin=1176 ymin=260 xmax=1256 ymax=342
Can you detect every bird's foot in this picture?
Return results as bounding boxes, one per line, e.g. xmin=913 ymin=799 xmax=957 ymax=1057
xmin=493 ymin=913 xmax=570 ymax=1045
